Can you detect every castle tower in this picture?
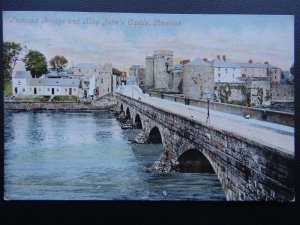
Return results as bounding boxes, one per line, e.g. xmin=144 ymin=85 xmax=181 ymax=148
xmin=182 ymin=58 xmax=214 ymax=100
xmin=145 ymin=56 xmax=154 ymax=87
xmin=153 ymin=50 xmax=173 ymax=91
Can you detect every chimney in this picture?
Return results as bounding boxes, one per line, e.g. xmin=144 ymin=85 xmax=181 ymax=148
xmin=203 ymin=58 xmax=208 ymax=62
xmin=223 ymin=55 xmax=226 ymax=61
xmin=180 ymin=59 xmax=190 ymax=65
xmin=264 ymin=61 xmax=269 ymax=64
xmin=249 ymin=59 xmax=253 ymax=64
xmin=217 ymin=55 xmax=221 ymax=60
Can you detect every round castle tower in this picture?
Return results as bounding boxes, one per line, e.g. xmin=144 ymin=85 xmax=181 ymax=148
xmin=182 ymin=58 xmax=214 ymax=100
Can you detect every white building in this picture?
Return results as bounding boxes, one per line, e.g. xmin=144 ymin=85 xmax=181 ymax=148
xmin=12 ymin=71 xmax=80 ymax=97
xmin=12 ymin=71 xmax=30 ymax=95
xmin=211 ymin=55 xmax=242 ymax=83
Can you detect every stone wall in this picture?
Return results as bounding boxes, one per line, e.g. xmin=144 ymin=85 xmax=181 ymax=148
xmin=271 ymin=84 xmax=294 ymax=102
xmin=115 ymin=93 xmax=294 ymax=201
xmin=215 ymin=83 xmax=247 ymax=104
xmin=4 ymin=94 xmax=116 ymax=110
xmin=148 ymin=92 xmax=294 ymax=127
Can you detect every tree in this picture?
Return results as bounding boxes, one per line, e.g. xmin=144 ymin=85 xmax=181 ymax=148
xmin=112 ymin=68 xmax=122 ymax=76
xmin=49 ymin=55 xmax=68 ymax=71
xmin=3 ymin=42 xmax=23 ymax=80
xmin=22 ymin=50 xmax=48 ymax=78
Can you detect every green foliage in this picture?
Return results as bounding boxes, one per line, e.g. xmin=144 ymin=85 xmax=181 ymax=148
xmin=265 ymin=89 xmax=272 ymax=101
xmin=112 ymin=68 xmax=121 ymax=76
xmin=49 ymin=55 xmax=68 ymax=70
xmin=52 ymin=95 xmax=78 ymax=102
xmin=23 ymin=50 xmax=48 ymax=78
xmin=228 ymin=100 xmax=248 ymax=106
xmin=3 ymin=42 xmax=23 ymax=80
xmin=15 ymin=96 xmax=50 ymax=102
xmin=220 ymin=84 xmax=232 ymax=103
xmin=4 ymin=81 xmax=12 ymax=95
xmin=257 ymin=87 xmax=264 ymax=105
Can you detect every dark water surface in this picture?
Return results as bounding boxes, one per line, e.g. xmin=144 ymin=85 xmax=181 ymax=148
xmin=4 ymin=110 xmax=225 ymax=200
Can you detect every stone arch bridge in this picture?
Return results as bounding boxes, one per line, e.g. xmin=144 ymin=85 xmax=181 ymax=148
xmin=114 ymin=93 xmax=294 ymax=201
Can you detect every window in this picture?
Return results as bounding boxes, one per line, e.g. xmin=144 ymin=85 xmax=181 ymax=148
xmin=225 ymin=69 xmax=228 ymax=73
xmin=57 ymin=88 xmax=59 ymax=91
xmin=74 ymin=88 xmax=76 ymax=91
xmin=48 ymin=88 xmax=50 ymax=91
xmin=79 ymin=69 xmax=81 ymax=73
xmin=23 ymin=88 xmax=25 ymax=92
xmin=275 ymin=76 xmax=277 ymax=80
xmin=18 ymin=81 xmax=21 ymax=85
xmin=101 ymin=78 xmax=103 ymax=83
xmin=218 ymin=73 xmax=220 ymax=78
xmin=94 ymin=69 xmax=96 ymax=72
xmin=65 ymin=89 xmax=67 ymax=92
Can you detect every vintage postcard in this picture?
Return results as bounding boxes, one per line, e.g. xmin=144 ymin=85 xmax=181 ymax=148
xmin=3 ymin=11 xmax=294 ymax=201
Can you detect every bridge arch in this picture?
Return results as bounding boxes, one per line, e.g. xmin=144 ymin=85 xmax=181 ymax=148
xmin=176 ymin=148 xmax=215 ymax=173
xmin=148 ymin=126 xmax=163 ymax=144
xmin=126 ymin=107 xmax=131 ymax=119
xmin=134 ymin=114 xmax=143 ymax=129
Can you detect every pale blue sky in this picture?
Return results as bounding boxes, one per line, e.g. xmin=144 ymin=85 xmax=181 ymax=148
xmin=3 ymin=11 xmax=294 ymax=72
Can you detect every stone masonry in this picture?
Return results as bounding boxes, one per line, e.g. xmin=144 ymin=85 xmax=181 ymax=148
xmin=115 ymin=92 xmax=294 ymax=201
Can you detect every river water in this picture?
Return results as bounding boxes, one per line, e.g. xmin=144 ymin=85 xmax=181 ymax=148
xmin=4 ymin=110 xmax=225 ymax=200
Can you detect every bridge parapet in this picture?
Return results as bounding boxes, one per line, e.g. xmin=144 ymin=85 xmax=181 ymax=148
xmin=115 ymin=93 xmax=294 ymax=201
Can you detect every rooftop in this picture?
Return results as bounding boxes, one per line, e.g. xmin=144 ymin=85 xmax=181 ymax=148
xmin=211 ymin=59 xmax=240 ymax=68
xmin=184 ymin=58 xmax=212 ymax=67
xmin=28 ymin=77 xmax=80 ymax=86
xmin=129 ymin=65 xmax=144 ymax=70
xmin=14 ymin=71 xmax=30 ymax=79
xmin=173 ymin=64 xmax=183 ymax=70
xmin=238 ymin=63 xmax=277 ymax=69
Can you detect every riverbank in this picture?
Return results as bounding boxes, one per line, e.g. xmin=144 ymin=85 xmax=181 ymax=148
xmin=4 ymin=94 xmax=117 ymax=110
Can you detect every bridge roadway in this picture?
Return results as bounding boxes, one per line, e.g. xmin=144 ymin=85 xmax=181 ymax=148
xmin=118 ymin=85 xmax=294 ymax=155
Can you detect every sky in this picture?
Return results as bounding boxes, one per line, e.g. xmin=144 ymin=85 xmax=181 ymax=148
xmin=3 ymin=11 xmax=294 ymax=72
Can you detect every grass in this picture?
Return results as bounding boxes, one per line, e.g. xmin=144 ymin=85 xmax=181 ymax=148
xmin=4 ymin=80 xmax=12 ymax=95
xmin=52 ymin=95 xmax=78 ymax=102
xmin=15 ymin=96 xmax=50 ymax=102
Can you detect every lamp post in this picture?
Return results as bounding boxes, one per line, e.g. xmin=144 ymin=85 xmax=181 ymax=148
xmin=204 ymin=91 xmax=211 ymax=123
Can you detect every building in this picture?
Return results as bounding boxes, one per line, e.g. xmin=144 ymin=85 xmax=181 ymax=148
xmin=145 ymin=50 xmax=174 ymax=91
xmin=70 ymin=63 xmax=101 ymax=78
xmin=12 ymin=71 xmax=31 ymax=96
xmin=120 ymin=72 xmax=127 ymax=85
xmin=129 ymin=65 xmax=145 ymax=86
xmin=12 ymin=71 xmax=80 ymax=97
xmin=264 ymin=62 xmax=281 ymax=84
xmin=171 ymin=64 xmax=183 ymax=93
xmin=145 ymin=56 xmax=154 ymax=87
xmin=239 ymin=60 xmax=268 ymax=80
xmin=211 ymin=55 xmax=242 ymax=83
xmin=182 ymin=58 xmax=214 ymax=100
xmin=95 ymin=63 xmax=113 ymax=98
